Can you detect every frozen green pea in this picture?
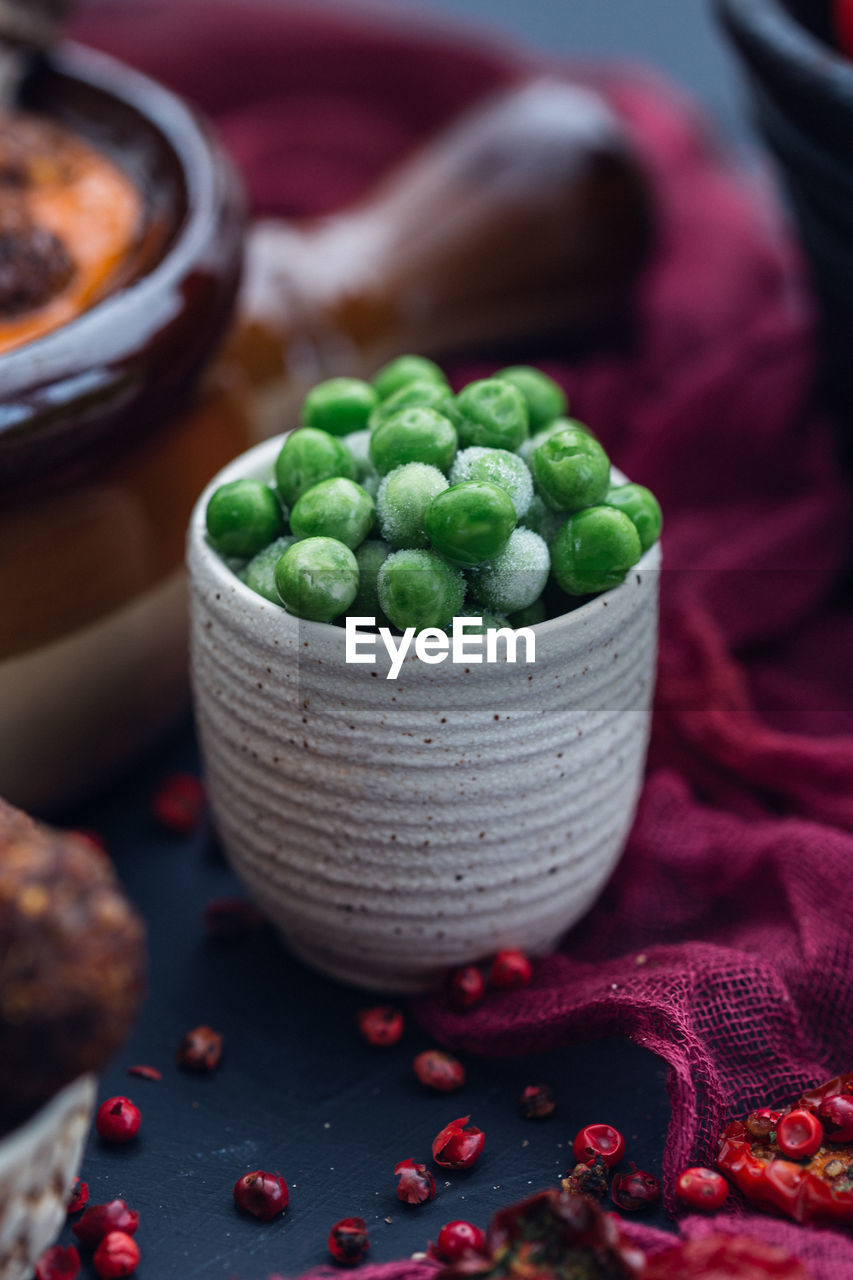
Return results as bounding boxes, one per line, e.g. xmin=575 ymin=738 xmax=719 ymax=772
xmin=508 ymin=598 xmax=548 ymax=628
xmin=300 ymin=377 xmax=378 ymax=436
xmin=243 ymin=535 xmax=296 ymax=603
xmin=453 ymin=377 xmax=529 ymax=452
xmin=274 ymin=536 xmax=359 ymax=623
xmin=450 ymin=446 xmax=533 ymax=518
xmin=496 ymin=366 xmax=567 ymax=430
xmin=368 ymin=379 xmax=453 ymax=433
xmin=275 ymin=428 xmax=356 ymax=508
xmin=369 ymin=406 xmax=457 ymax=476
xmin=469 ymin=528 xmax=550 ymax=615
xmin=377 ymin=463 xmax=448 ymax=549
xmin=424 ymin=481 xmax=516 ymax=567
xmin=377 ymin=549 xmax=466 ymax=632
xmin=352 ymin=539 xmax=392 ymax=620
xmin=206 ymin=479 xmax=284 ymax=559
xmin=550 ymin=506 xmax=642 ymax=596
xmin=532 ymin=426 xmax=610 ymax=512
xmin=603 ymin=482 xmax=662 ymax=553
xmin=290 ymin=477 xmax=375 ymax=550
xmin=519 ymin=416 xmax=593 ymax=463
xmin=519 ymin=493 xmax=564 ymax=544
xmin=372 ymin=354 xmax=448 ymax=401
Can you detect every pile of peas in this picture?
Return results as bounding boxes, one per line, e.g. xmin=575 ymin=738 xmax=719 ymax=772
xmin=205 ymin=356 xmax=661 ymax=632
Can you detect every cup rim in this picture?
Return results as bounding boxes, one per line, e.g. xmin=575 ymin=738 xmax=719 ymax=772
xmin=187 ymin=431 xmax=661 ymax=645
xmin=0 ymin=1074 xmax=96 ymax=1174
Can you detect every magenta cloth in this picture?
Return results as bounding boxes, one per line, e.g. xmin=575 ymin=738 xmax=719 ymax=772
xmin=72 ymin=3 xmax=853 ymax=1275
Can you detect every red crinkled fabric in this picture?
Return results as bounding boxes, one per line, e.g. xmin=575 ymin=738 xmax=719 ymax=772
xmin=73 ymin=3 xmax=853 ymax=1275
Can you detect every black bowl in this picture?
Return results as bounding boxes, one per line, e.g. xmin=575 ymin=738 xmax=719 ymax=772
xmin=716 ymin=0 xmax=853 ymax=447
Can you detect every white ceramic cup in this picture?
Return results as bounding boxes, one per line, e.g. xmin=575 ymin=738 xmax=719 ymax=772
xmin=188 ymin=435 xmax=660 ymax=992
xmin=0 ymin=1075 xmax=96 ymax=1280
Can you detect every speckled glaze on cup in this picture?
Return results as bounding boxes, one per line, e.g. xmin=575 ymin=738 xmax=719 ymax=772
xmin=188 ymin=435 xmax=660 ymax=992
xmin=0 ymin=1075 xmax=96 ymax=1280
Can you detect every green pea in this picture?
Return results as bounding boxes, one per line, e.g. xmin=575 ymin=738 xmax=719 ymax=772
xmin=518 ymin=416 xmax=593 ymax=463
xmin=453 ymin=378 xmax=529 ymax=452
xmin=206 ymin=479 xmax=284 ymax=559
xmin=532 ymin=426 xmax=610 ymax=512
xmin=372 ymin=354 xmax=448 ymax=401
xmin=508 ymin=598 xmax=548 ymax=628
xmin=603 ymin=482 xmax=662 ymax=553
xmin=424 ymin=481 xmax=516 ymax=567
xmin=550 ymin=506 xmax=642 ymax=596
xmin=274 ymin=428 xmax=356 ymax=508
xmin=368 ymin=379 xmax=453 ymax=433
xmin=300 ymin=377 xmax=378 ymax=436
xmin=369 ymin=406 xmax=457 ymax=476
xmin=351 ymin=539 xmax=392 ymax=621
xmin=377 ymin=463 xmax=448 ymax=549
xmin=244 ymin=535 xmax=296 ymax=603
xmin=377 ymin=548 xmax=466 ymax=632
xmin=496 ymin=366 xmax=567 ymax=430
xmin=274 ymin=536 xmax=359 ymax=623
xmin=450 ymin=446 xmax=533 ymax=518
xmin=290 ymin=477 xmax=375 ymax=549
xmin=469 ymin=527 xmax=550 ymax=614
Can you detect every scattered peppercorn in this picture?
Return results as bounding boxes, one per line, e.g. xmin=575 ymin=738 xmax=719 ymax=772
xmin=745 ymin=1108 xmax=779 ymax=1141
xmin=328 ymin=1216 xmax=370 ymax=1265
xmin=203 ymin=896 xmax=266 ymax=940
xmin=489 ymin=948 xmax=533 ymax=990
xmin=434 ymin=1220 xmax=486 ymax=1262
xmin=449 ymin=965 xmax=485 ymax=1010
xmin=94 ymin=1097 xmax=141 ymax=1144
xmin=432 ymin=1115 xmax=485 ymax=1170
xmin=819 ymin=1094 xmax=853 ymax=1142
xmin=232 ymin=1171 xmax=289 ymax=1221
xmin=126 ymin=1064 xmax=162 ymax=1082
xmin=34 ymin=1244 xmax=80 ymax=1280
xmin=675 ymin=1166 xmax=729 ymax=1211
xmin=611 ymin=1166 xmax=661 ymax=1211
xmin=395 ymin=1158 xmax=436 ymax=1204
xmin=151 ymin=772 xmax=205 ymax=833
xmin=176 ymin=1025 xmax=224 ymax=1073
xmin=93 ymin=1231 xmax=139 ymax=1279
xmin=414 ymin=1049 xmax=466 ymax=1092
xmin=561 ymin=1155 xmax=610 ymax=1201
xmin=518 ymin=1083 xmax=555 ymax=1119
xmin=72 ymin=1201 xmax=139 ymax=1248
xmin=572 ymin=1122 xmax=625 ymax=1168
xmin=66 ymin=1177 xmax=89 ymax=1214
xmin=357 ymin=1005 xmax=404 ymax=1047
xmin=776 ymin=1109 xmax=824 ymax=1159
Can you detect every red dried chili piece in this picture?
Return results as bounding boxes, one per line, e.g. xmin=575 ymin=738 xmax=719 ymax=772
xmin=92 ymin=1231 xmax=139 ymax=1279
xmin=176 ymin=1025 xmax=224 ymax=1072
xmin=414 ymin=1049 xmax=466 ymax=1092
xmin=95 ymin=1096 xmax=140 ymax=1143
xmin=449 ymin=965 xmax=485 ymax=1010
xmin=394 ymin=1158 xmax=436 ymax=1205
xmin=357 ymin=1005 xmax=404 ymax=1047
xmin=73 ymin=1201 xmax=139 ymax=1248
xmin=328 ymin=1216 xmax=369 ymax=1265
xmin=644 ymin=1233 xmax=810 ymax=1279
xmin=151 ymin=772 xmax=205 ymax=833
xmin=126 ymin=1064 xmax=162 ymax=1082
xmin=203 ymin=896 xmax=265 ymax=940
xmin=67 ymin=1177 xmax=89 ymax=1214
xmin=233 ymin=1171 xmax=289 ymax=1221
xmin=432 ymin=1115 xmax=485 ymax=1170
xmin=34 ymin=1245 xmax=80 ymax=1280
xmin=611 ymin=1165 xmax=661 ymax=1211
xmin=518 ymin=1083 xmax=555 ymax=1119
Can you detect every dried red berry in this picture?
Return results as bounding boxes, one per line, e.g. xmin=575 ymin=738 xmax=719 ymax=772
xmin=434 ymin=1220 xmax=486 ymax=1262
xmin=328 ymin=1216 xmax=369 ymax=1265
xmin=675 ymin=1166 xmax=729 ymax=1211
xmin=414 ymin=1049 xmax=466 ymax=1092
xmin=489 ymin=948 xmax=533 ymax=989
xmin=449 ymin=965 xmax=485 ymax=1010
xmin=67 ymin=1177 xmax=89 ymax=1214
xmin=572 ymin=1122 xmax=625 ymax=1168
xmin=432 ymin=1115 xmax=485 ymax=1170
xmin=518 ymin=1083 xmax=555 ymax=1119
xmin=176 ymin=1025 xmax=224 ymax=1072
xmin=73 ymin=1201 xmax=140 ymax=1248
xmin=745 ymin=1107 xmax=779 ymax=1140
xmin=611 ymin=1165 xmax=661 ymax=1211
xmin=93 ymin=1231 xmax=139 ymax=1279
xmin=818 ymin=1093 xmax=853 ymax=1142
xmin=776 ymin=1109 xmax=823 ymax=1159
xmin=357 ymin=1005 xmax=404 ymax=1047
xmin=394 ymin=1158 xmax=436 ymax=1205
xmin=203 ymin=896 xmax=265 ymax=940
xmin=152 ymin=772 xmax=205 ymax=833
xmin=561 ymin=1155 xmax=610 ymax=1201
xmin=127 ymin=1064 xmax=162 ymax=1082
xmin=95 ymin=1097 xmax=140 ymax=1143
xmin=34 ymin=1244 xmax=80 ymax=1280
xmin=233 ymin=1171 xmax=289 ymax=1221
